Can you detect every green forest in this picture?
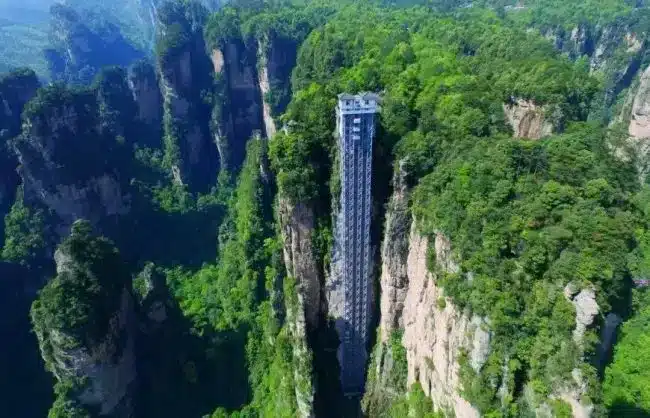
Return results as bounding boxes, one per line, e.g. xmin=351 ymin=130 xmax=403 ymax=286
xmin=1 ymin=0 xmax=650 ymax=417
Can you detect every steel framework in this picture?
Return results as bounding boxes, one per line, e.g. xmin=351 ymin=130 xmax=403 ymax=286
xmin=336 ymin=93 xmax=380 ymax=395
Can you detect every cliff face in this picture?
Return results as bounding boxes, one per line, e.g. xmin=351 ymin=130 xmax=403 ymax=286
xmin=367 ymin=180 xmax=621 ymax=416
xmin=503 ymin=98 xmax=554 ymax=140
xmin=256 ymin=34 xmax=299 ymax=140
xmin=279 ymin=198 xmax=321 ymax=329
xmin=378 ymin=162 xmax=412 ymax=342
xmin=258 ymin=43 xmax=277 ymax=139
xmin=14 ymin=85 xmax=131 ymax=237
xmin=402 ymin=226 xmax=487 ymax=418
xmin=31 ymin=222 xmax=137 ymax=416
xmin=284 ymin=276 xmax=316 ymax=418
xmin=220 ymin=38 xmax=265 ymax=170
xmin=0 ymin=69 xmax=40 ymax=233
xmin=365 ymin=163 xmax=487 ymax=417
xmin=543 ymin=22 xmax=645 ymax=120
xmin=158 ymin=4 xmax=219 ymax=191
xmin=618 ymin=64 xmax=650 ymax=180
xmin=128 ymin=61 xmax=163 ymax=146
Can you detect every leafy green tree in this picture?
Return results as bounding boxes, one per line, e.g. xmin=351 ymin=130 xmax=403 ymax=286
xmin=603 ymin=291 xmax=650 ymax=415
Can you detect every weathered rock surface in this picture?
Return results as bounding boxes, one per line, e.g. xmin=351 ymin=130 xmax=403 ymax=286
xmin=402 ymin=225 xmax=486 ymax=418
xmin=221 ymin=39 xmax=265 ymax=170
xmin=503 ymin=98 xmax=554 ymax=140
xmin=0 ymin=69 xmax=40 ymax=232
xmin=258 ymin=51 xmax=277 ymax=139
xmin=15 ymin=86 xmax=132 ymax=237
xmin=279 ymin=198 xmax=321 ymax=329
xmin=628 ymin=65 xmax=650 ymax=139
xmin=157 ymin=7 xmax=219 ymax=191
xmin=378 ymin=161 xmax=411 ymax=341
xmin=565 ymin=286 xmax=599 ymax=345
xmin=128 ymin=61 xmax=163 ymax=134
xmin=69 ymin=289 xmax=137 ymax=416
xmin=34 ymin=223 xmax=137 ymax=417
xmin=284 ymin=276 xmax=316 ymax=418
xmin=256 ymin=35 xmax=299 ymax=140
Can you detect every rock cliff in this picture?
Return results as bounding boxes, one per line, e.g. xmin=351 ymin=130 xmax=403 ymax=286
xmin=31 ymin=221 xmax=137 ymax=416
xmin=503 ymin=98 xmax=554 ymax=140
xmin=378 ymin=162 xmax=410 ymax=342
xmin=157 ymin=2 xmax=219 ymax=190
xmin=256 ymin=34 xmax=299 ymax=140
xmin=14 ymin=84 xmax=132 ymax=238
xmin=402 ymin=226 xmax=487 ymax=418
xmin=219 ymin=38 xmax=265 ymax=170
xmin=279 ymin=198 xmax=321 ymax=329
xmin=128 ymin=60 xmax=163 ymax=146
xmin=0 ymin=69 xmax=40 ymax=235
xmin=542 ymin=22 xmax=646 ymax=120
xmin=365 ymin=165 xmax=489 ymax=417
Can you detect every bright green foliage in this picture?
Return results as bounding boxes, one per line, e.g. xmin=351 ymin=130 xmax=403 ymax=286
xmin=362 ymin=331 xmax=409 ymax=416
xmin=169 ymin=140 xmax=271 ymax=331
xmin=413 ymin=125 xmax=640 ymax=410
xmin=47 ymin=380 xmax=93 ymax=418
xmin=603 ymin=290 xmax=650 ymax=415
xmin=273 ymin=1 xmax=642 ymax=414
xmin=167 ymin=139 xmax=311 ymax=416
xmin=2 ymin=188 xmax=48 ymax=264
xmin=388 ymin=383 xmax=443 ymax=418
xmin=31 ymin=221 xmax=129 ymax=367
xmin=30 ymin=221 xmax=130 ymax=414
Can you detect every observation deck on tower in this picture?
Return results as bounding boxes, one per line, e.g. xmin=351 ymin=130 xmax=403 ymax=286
xmin=336 ymin=93 xmax=380 ymax=395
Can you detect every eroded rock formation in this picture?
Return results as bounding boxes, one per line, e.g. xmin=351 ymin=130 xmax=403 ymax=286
xmin=503 ymin=98 xmax=554 ymax=140
xmin=279 ymin=198 xmax=321 ymax=329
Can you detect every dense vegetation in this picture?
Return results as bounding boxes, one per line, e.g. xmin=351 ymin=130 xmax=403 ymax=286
xmin=31 ymin=220 xmax=129 ymax=418
xmin=2 ymin=0 xmax=650 ymax=417
xmin=603 ymin=289 xmax=650 ymax=415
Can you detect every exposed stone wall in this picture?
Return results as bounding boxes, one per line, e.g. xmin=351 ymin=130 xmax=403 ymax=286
xmin=402 ymin=225 xmax=487 ymax=418
xmin=378 ymin=161 xmax=411 ymax=342
xmin=279 ymin=198 xmax=321 ymax=329
xmin=258 ymin=52 xmax=277 ymax=139
xmin=503 ymin=98 xmax=554 ymax=140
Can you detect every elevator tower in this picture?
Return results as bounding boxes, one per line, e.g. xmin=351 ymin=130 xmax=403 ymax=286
xmin=336 ymin=93 xmax=380 ymax=395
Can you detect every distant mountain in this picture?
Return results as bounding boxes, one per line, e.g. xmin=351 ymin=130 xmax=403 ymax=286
xmin=0 ymin=0 xmax=225 ymax=80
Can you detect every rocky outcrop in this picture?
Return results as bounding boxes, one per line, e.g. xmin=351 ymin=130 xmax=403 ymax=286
xmin=128 ymin=60 xmax=163 ymax=141
xmin=69 ymin=288 xmax=137 ymax=416
xmin=15 ymin=85 xmax=131 ymax=237
xmin=279 ymin=198 xmax=321 ymax=329
xmin=503 ymin=98 xmax=554 ymax=139
xmin=210 ymin=47 xmax=235 ymax=171
xmin=627 ymin=65 xmax=650 ymax=141
xmin=256 ymin=34 xmax=299 ymax=139
xmin=612 ymin=64 xmax=650 ymax=181
xmin=0 ymin=68 xmax=40 ymax=234
xmin=535 ymin=284 xmax=602 ymax=418
xmin=32 ymin=222 xmax=137 ymax=416
xmin=221 ymin=39 xmax=265 ymax=170
xmin=258 ymin=45 xmax=277 ymax=139
xmin=284 ymin=277 xmax=316 ymax=418
xmin=157 ymin=3 xmax=219 ymax=190
xmin=378 ymin=161 xmax=411 ymax=341
xmin=564 ymin=284 xmax=599 ymax=345
xmin=402 ymin=226 xmax=487 ymax=418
